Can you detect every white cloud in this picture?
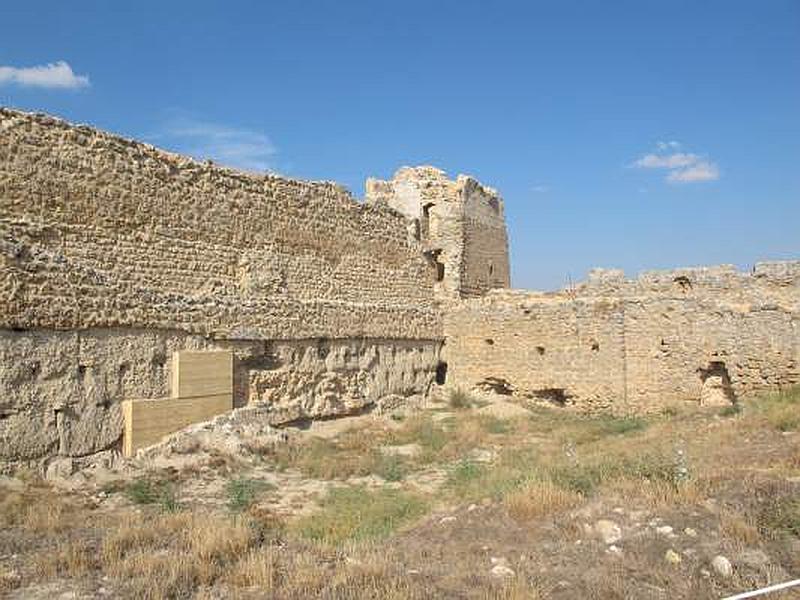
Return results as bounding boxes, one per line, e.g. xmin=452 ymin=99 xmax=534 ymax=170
xmin=158 ymin=118 xmax=277 ymax=173
xmin=531 ymin=184 xmax=550 ymax=193
xmin=631 ymin=142 xmax=719 ymax=184
xmin=0 ymin=61 xmax=89 ymax=89
xmin=634 ymin=152 xmax=700 ymax=169
xmin=656 ymin=140 xmax=681 ymax=151
xmin=666 ymin=161 xmax=719 ymax=183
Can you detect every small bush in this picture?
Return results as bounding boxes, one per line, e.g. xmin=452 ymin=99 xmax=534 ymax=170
xmin=449 ymin=388 xmax=474 ymax=409
xmin=371 ymin=453 xmax=409 ymax=482
xmin=719 ymin=404 xmax=742 ymax=418
xmin=600 ymin=415 xmax=648 ymax=435
xmin=294 ymin=486 xmax=428 ymax=544
xmin=394 ymin=416 xmax=449 ymax=457
xmin=550 ymin=464 xmax=606 ymax=496
xmin=479 ymin=415 xmax=513 ymax=434
xmin=505 ymin=478 xmax=584 ymax=520
xmin=126 ymin=478 xmax=180 ymax=512
xmin=661 ymin=405 xmax=680 ymax=418
xmin=758 ymin=497 xmax=800 ymax=538
xmin=226 ymin=478 xmax=275 ymax=512
xmin=125 ymin=479 xmax=157 ymax=504
xmin=448 ymin=459 xmax=486 ymax=488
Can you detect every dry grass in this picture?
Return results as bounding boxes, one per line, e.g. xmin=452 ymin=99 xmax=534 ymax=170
xmin=100 ymin=511 xmax=260 ymax=597
xmin=720 ymin=509 xmax=762 ymax=545
xmin=34 ymin=539 xmax=96 ymax=579
xmin=3 ymin=386 xmax=798 ymax=599
xmin=505 ymin=478 xmax=583 ymax=520
xmin=0 ymin=489 xmax=82 ymax=534
xmin=226 ymin=546 xmax=277 ymax=590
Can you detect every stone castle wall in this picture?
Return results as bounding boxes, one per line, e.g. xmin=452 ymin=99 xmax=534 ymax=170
xmin=444 ymin=263 xmax=800 ymax=412
xmin=0 ymin=109 xmax=439 ymax=340
xmin=1 ymin=106 xmax=797 ymax=467
xmin=0 ymin=109 xmax=449 ymax=465
xmin=0 ymin=328 xmax=438 ymax=462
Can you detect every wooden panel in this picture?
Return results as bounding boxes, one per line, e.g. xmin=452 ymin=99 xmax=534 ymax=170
xmin=172 ymin=351 xmax=233 ymax=399
xmin=121 ymin=393 xmax=232 ymax=457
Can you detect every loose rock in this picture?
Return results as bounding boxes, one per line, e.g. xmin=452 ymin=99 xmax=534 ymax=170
xmin=595 ymin=519 xmax=622 ymax=544
xmin=711 ymin=555 xmax=733 ymax=578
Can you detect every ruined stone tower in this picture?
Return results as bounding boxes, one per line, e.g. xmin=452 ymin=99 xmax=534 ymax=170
xmin=366 ymin=167 xmax=510 ymax=299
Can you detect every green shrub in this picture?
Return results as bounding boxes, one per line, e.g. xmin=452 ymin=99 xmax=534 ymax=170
xmin=125 ymin=478 xmax=180 ymax=512
xmin=448 ymin=388 xmax=474 ymax=409
xmin=599 ymin=415 xmax=648 ymax=435
xmin=479 ymin=415 xmax=513 ymax=434
xmin=126 ymin=479 xmax=159 ymax=504
xmin=719 ymin=404 xmax=742 ymax=417
xmin=294 ymin=486 xmax=428 ymax=544
xmin=373 ymin=454 xmax=409 ymax=482
xmin=447 ymin=459 xmax=485 ymax=488
xmin=758 ymin=497 xmax=800 ymax=537
xmin=226 ymin=478 xmax=275 ymax=512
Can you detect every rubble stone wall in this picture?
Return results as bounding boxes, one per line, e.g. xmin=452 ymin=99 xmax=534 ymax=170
xmin=444 ymin=263 xmax=800 ymax=412
xmin=0 ymin=327 xmax=439 ymax=463
xmin=0 ymin=109 xmax=443 ymax=466
xmin=0 ymin=108 xmax=438 ymax=340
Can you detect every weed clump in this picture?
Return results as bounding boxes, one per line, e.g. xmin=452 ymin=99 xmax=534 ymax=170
xmin=125 ymin=478 xmax=180 ymax=512
xmin=294 ymin=486 xmax=428 ymax=544
xmin=448 ymin=388 xmax=474 ymax=409
xmin=225 ymin=478 xmax=275 ymax=512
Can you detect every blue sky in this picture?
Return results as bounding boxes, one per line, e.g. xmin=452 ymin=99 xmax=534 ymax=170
xmin=2 ymin=1 xmax=798 ymax=290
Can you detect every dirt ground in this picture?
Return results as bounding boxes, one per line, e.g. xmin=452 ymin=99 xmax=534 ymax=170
xmin=1 ymin=387 xmax=799 ymax=599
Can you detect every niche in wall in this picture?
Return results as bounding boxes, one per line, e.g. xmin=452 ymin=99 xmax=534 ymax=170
xmin=435 ymin=361 xmax=448 ymax=385
xmin=698 ymin=361 xmax=736 ymax=406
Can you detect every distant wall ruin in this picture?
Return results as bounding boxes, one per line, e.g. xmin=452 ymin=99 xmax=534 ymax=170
xmin=444 ymin=263 xmax=800 ymax=412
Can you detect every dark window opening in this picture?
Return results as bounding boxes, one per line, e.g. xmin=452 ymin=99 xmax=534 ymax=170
xmin=590 ymin=340 xmax=600 ymax=352
xmin=488 ymin=197 xmax=500 ymax=213
xmin=488 ymin=262 xmax=494 ymax=277
xmin=436 ymin=260 xmax=445 ymax=282
xmin=117 ymin=362 xmax=130 ymax=394
xmin=435 ymin=362 xmax=448 ymax=385
xmin=476 ymin=376 xmax=513 ymax=396
xmin=77 ymin=364 xmax=87 ymax=383
xmin=421 ymin=202 xmax=434 ymax=238
xmin=673 ymin=275 xmax=692 ymax=293
xmin=151 ymin=354 xmax=167 ymax=372
xmin=411 ymin=219 xmax=420 ymax=241
xmin=424 ymin=248 xmax=445 ymax=283
xmin=530 ymin=388 xmax=569 ymax=407
xmin=26 ymin=362 xmax=41 ymax=381
xmin=317 ymin=338 xmax=330 ymax=360
xmin=535 ymin=346 xmax=546 ymax=356
xmin=485 ymin=338 xmax=495 ymax=345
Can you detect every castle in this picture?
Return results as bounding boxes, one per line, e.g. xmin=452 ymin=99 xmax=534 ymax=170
xmin=1 ymin=107 xmax=798 ymax=469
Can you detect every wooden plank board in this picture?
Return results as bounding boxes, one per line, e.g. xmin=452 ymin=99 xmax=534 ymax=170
xmin=122 ymin=393 xmax=232 ymax=457
xmin=172 ymin=351 xmax=233 ymax=399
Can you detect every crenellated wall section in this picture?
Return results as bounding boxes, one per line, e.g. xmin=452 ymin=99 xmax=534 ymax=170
xmin=444 ymin=263 xmax=800 ymax=412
